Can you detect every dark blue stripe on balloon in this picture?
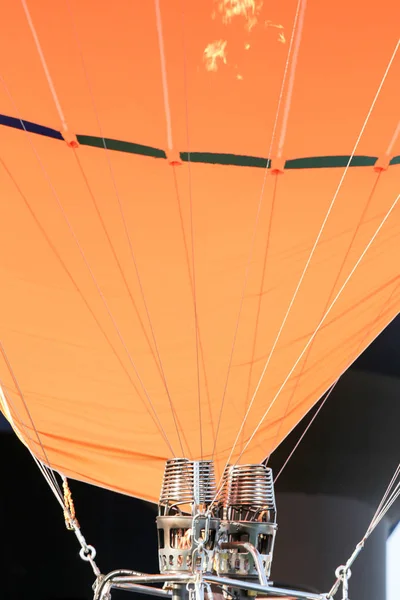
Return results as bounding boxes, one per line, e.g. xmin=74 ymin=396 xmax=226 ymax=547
xmin=0 ymin=114 xmax=63 ymax=140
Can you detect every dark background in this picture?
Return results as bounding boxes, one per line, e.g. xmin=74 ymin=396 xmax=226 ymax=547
xmin=1 ymin=315 xmax=399 ymax=600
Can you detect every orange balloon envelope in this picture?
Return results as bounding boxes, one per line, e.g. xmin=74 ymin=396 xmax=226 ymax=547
xmin=0 ymin=0 xmax=399 ymax=502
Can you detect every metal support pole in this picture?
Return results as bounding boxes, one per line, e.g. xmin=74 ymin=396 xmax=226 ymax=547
xmin=113 ymin=583 xmax=173 ymax=597
xmin=204 ymin=575 xmax=324 ymax=600
xmin=94 ymin=572 xmax=325 ymax=600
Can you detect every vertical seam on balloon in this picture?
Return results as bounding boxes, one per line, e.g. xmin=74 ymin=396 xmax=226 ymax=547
xmin=211 ymin=0 xmax=305 ymax=468
xmin=0 ymin=77 xmax=175 ymax=457
xmin=276 ymin=0 xmax=307 ymax=159
xmin=20 ymin=0 xmax=69 ymax=134
xmin=181 ymin=3 xmax=202 ymax=459
xmin=154 ymin=0 xmax=174 ymax=151
xmin=223 ymin=38 xmax=399 ymax=471
xmin=238 ymin=189 xmax=399 ymax=462
xmin=240 ymin=176 xmax=279 ymax=454
xmin=265 ymin=170 xmax=382 ymax=457
xmin=65 ymin=0 xmax=186 ymax=457
xmin=172 ymin=167 xmax=215 ymax=457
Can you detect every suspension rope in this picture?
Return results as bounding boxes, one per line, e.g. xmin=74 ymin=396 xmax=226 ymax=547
xmin=266 ymin=170 xmax=382 ymax=459
xmin=62 ymin=475 xmax=79 ymax=530
xmin=273 ymin=380 xmax=339 ymax=482
xmin=218 ymin=38 xmax=399 ymax=475
xmin=272 ymin=277 xmax=400 ymax=482
xmin=20 ymin=0 xmax=68 ymax=133
xmin=327 ymin=461 xmax=400 ymax=598
xmin=19 ymin=0 xmax=182 ymax=456
xmin=0 ymin=74 xmax=175 ymax=457
xmin=0 ymin=368 xmax=100 ymax=576
xmin=237 ymin=190 xmax=399 ymax=463
xmin=0 ymin=340 xmax=61 ymax=494
xmin=172 ymin=166 xmax=213 ymax=457
xmin=206 ymin=189 xmax=399 ymax=513
xmin=181 ymin=2 xmax=203 ymax=458
xmin=154 ymin=0 xmax=173 ymax=150
xmin=212 ymin=0 xmax=305 ymax=461
xmin=241 ymin=175 xmax=279 ymax=454
xmin=386 ymin=119 xmax=400 ymax=156
xmin=65 ymin=0 xmax=186 ymax=456
xmin=276 ymin=0 xmax=307 ymax=158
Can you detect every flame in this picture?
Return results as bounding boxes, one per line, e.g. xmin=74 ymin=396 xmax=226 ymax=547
xmin=177 ymin=528 xmax=192 ymax=550
xmin=206 ymin=1 xmax=285 ymax=76
xmin=246 ymin=15 xmax=258 ymax=31
xmin=265 ymin=20 xmax=286 ymax=43
xmin=204 ymin=40 xmax=228 ymax=71
xmin=265 ymin=19 xmax=284 ymax=29
xmin=215 ymin=0 xmax=263 ymax=27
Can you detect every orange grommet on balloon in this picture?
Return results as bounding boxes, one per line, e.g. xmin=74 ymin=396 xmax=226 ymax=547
xmin=270 ymin=157 xmax=285 ymax=175
xmin=167 ymin=150 xmax=182 ymax=166
xmin=373 ymin=155 xmax=390 ymax=173
xmin=62 ymin=129 xmax=79 ymax=149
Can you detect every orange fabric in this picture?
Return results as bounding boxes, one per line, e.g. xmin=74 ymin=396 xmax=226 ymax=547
xmin=0 ymin=0 xmax=399 ymax=503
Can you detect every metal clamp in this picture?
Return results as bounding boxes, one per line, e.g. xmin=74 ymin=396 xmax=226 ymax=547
xmin=193 ymin=513 xmax=211 ymax=545
xmin=334 ymin=565 xmax=351 ymax=600
xmin=327 ymin=541 xmax=364 ymax=599
xmin=80 ymin=544 xmax=97 ymax=561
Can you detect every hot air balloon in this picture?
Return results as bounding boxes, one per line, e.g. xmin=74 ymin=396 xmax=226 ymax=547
xmin=0 ymin=0 xmax=399 ymax=599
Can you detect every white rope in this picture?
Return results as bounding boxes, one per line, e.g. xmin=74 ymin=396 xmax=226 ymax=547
xmin=238 ymin=190 xmax=399 ymax=462
xmin=327 ymin=461 xmax=400 ymax=598
xmin=0 ymin=343 xmax=62 ymax=494
xmin=0 ymin=373 xmax=100 ymax=575
xmin=20 ymin=0 xmax=68 ymax=132
xmin=154 ymin=0 xmax=173 ymax=150
xmin=369 ymin=485 xmax=400 ymax=533
xmin=274 ymin=379 xmax=338 ymax=482
xmin=385 ymin=120 xmax=400 ymax=156
xmin=181 ymin=4 xmax=202 ymax=458
xmin=366 ymin=465 xmax=400 ymax=534
xmin=222 ymin=38 xmax=400 ymax=470
xmin=212 ymin=0 xmax=305 ymax=460
xmin=36 ymin=460 xmax=101 ymax=576
xmin=276 ymin=0 xmax=307 ymax=158
xmin=368 ymin=464 xmax=400 ymax=528
xmin=0 ymin=75 xmax=175 ymax=457
xmin=3 ymin=391 xmax=63 ymax=499
xmin=273 ymin=276 xmax=400 ymax=483
xmin=12 ymin=4 xmax=178 ymax=455
xmin=65 ymin=0 xmax=184 ymax=456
